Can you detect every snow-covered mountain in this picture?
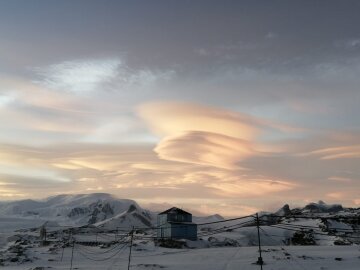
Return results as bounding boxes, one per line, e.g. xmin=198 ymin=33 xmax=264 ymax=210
xmin=0 ymin=195 xmax=358 ymax=244
xmin=0 ymin=193 xmax=156 ymax=228
xmin=0 ymin=193 xmax=227 ymax=230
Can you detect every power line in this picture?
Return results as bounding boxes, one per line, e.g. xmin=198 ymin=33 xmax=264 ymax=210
xmin=269 ymin=222 xmax=355 ymax=232
xmin=74 ymin=242 xmax=129 ymax=262
xmin=269 ymin=224 xmax=360 ymax=240
xmin=131 ymin=214 xmax=256 ymax=232
xmin=261 ymin=214 xmax=360 ymax=221
xmin=197 ymin=220 xmax=255 ymax=237
xmin=76 ymin=239 xmax=129 ymax=255
xmin=50 ymin=212 xmax=358 ymax=269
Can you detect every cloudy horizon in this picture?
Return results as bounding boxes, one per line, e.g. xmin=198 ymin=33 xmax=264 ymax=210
xmin=1 ymin=0 xmax=360 ymax=216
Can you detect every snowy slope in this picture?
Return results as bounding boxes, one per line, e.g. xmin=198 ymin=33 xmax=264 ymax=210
xmin=1 ymin=238 xmax=359 ymax=270
xmin=0 ymin=193 xmax=154 ymax=228
xmin=0 ymin=195 xmax=359 ymax=247
xmin=1 ymin=196 xmax=360 ymax=269
xmin=95 ymin=203 xmax=155 ymax=229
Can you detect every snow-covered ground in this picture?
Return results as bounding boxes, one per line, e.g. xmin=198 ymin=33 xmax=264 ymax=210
xmin=1 ymin=194 xmax=359 ymax=269
xmin=1 ymin=240 xmax=359 ymax=270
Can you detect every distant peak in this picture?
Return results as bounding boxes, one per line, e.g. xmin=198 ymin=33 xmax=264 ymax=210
xmin=127 ymin=204 xmax=137 ymax=213
xmin=304 ymin=201 xmax=343 ymax=213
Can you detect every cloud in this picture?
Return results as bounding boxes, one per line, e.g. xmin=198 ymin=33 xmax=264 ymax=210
xmin=308 ymin=145 xmax=360 ymax=160
xmin=208 ymin=179 xmax=295 ymax=197
xmin=154 ymin=131 xmax=255 ymax=169
xmin=334 ymin=38 xmax=360 ymax=50
xmin=33 ymin=58 xmax=175 ymax=94
xmin=34 ymin=59 xmax=121 ymax=93
xmin=0 ymin=142 xmax=296 ymax=214
xmin=138 ymin=101 xmax=260 ymax=140
xmin=265 ymin=32 xmax=277 ymax=39
xmin=0 ymin=73 xmax=160 ymax=145
xmin=0 ymin=94 xmax=15 ymax=107
xmin=138 ymin=101 xmax=296 ymax=169
xmin=327 ymin=176 xmax=352 ymax=182
xmin=138 ymin=102 xmax=263 ymax=169
xmin=326 ymin=192 xmax=345 ymax=200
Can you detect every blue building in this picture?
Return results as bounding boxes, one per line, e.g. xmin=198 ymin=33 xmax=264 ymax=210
xmin=157 ymin=207 xmax=197 ymax=240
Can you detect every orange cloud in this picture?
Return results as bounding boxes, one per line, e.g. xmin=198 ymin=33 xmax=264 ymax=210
xmin=326 ymin=192 xmax=345 ymax=199
xmin=207 ymin=178 xmax=296 ymax=197
xmin=137 ymin=101 xmax=260 ymax=140
xmin=138 ymin=102 xmax=275 ymax=169
xmin=155 ymin=131 xmax=256 ymax=169
xmin=309 ymin=145 xmax=360 ymax=160
xmin=327 ymin=176 xmax=352 ymax=182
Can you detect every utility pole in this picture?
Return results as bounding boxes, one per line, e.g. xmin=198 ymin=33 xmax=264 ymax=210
xmin=127 ymin=226 xmax=134 ymax=270
xmin=256 ymin=213 xmax=264 ymax=269
xmin=60 ymin=242 xmax=65 ymax=261
xmin=70 ymin=239 xmax=75 ymax=270
xmin=60 ymin=229 xmax=66 ymax=261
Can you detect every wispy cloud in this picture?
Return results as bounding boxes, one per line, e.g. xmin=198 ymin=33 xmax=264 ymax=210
xmin=327 ymin=176 xmax=352 ymax=182
xmin=155 ymin=131 xmax=255 ymax=170
xmin=137 ymin=101 xmax=301 ymax=169
xmin=34 ymin=59 xmax=121 ymax=93
xmin=308 ymin=145 xmax=360 ymax=160
xmin=334 ymin=38 xmax=360 ymax=50
xmin=138 ymin=101 xmax=260 ymax=140
xmin=33 ymin=58 xmax=175 ymax=94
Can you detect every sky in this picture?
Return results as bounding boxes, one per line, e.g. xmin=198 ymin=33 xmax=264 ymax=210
xmin=0 ymin=0 xmax=360 ymax=216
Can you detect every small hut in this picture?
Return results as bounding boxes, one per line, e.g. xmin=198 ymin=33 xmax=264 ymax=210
xmin=157 ymin=207 xmax=197 ymax=240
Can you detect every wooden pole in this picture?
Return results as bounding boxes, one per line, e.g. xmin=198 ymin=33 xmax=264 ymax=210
xmin=256 ymin=213 xmax=263 ymax=269
xmin=70 ymin=240 xmax=75 ymax=270
xmin=127 ymin=227 xmax=134 ymax=270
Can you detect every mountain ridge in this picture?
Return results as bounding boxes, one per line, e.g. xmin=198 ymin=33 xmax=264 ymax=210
xmin=0 ymin=193 xmax=358 ymax=232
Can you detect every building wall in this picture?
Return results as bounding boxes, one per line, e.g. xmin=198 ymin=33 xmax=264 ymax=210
xmin=170 ymin=223 xmax=197 ymax=240
xmin=157 ymin=222 xmax=197 ymax=240
xmin=158 ymin=214 xmax=168 ymax=226
xmin=157 ymin=222 xmax=172 ymax=238
xmin=158 ymin=213 xmax=192 ymax=223
xmin=157 ymin=211 xmax=197 ymax=240
xmin=167 ymin=213 xmax=192 ymax=222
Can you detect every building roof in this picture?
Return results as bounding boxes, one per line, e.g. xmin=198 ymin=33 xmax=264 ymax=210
xmin=158 ymin=207 xmax=192 ymax=216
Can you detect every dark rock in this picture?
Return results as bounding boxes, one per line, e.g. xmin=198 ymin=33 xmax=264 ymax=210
xmin=304 ymin=201 xmax=343 ymax=213
xmin=68 ymin=207 xmax=89 ymax=218
xmin=10 ymin=257 xmax=19 ymax=262
xmin=127 ymin=204 xmax=137 ymax=213
xmin=291 ymin=230 xmax=316 ymax=245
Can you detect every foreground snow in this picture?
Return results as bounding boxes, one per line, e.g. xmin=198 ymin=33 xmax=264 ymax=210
xmin=1 ymin=195 xmax=359 ymax=269
xmin=2 ymin=242 xmax=359 ymax=270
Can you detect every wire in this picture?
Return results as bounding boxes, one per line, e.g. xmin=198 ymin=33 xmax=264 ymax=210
xmin=261 ymin=214 xmax=360 ymax=221
xmin=269 ymin=224 xmax=360 ymax=240
xmin=136 ymin=214 xmax=256 ymax=231
xmin=74 ymin=242 xmax=129 ymax=261
xmin=271 ymin=223 xmax=360 ymax=237
xmin=76 ymin=239 xmax=129 ymax=255
xmin=264 ymin=220 xmax=357 ymax=232
xmin=197 ymin=215 xmax=255 ymax=226
xmin=131 ymin=220 xmax=255 ymax=240
xmin=198 ymin=221 xmax=254 ymax=237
